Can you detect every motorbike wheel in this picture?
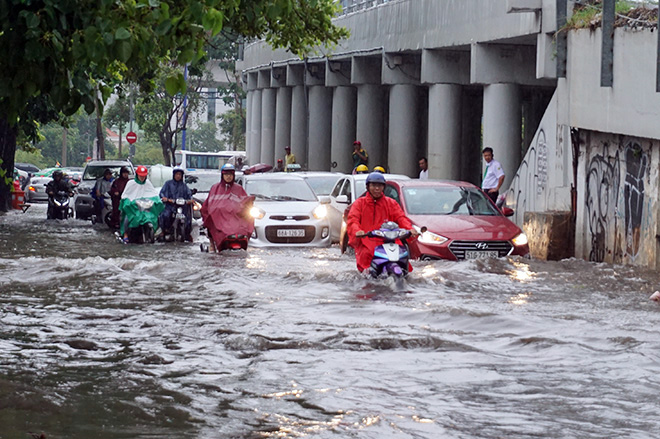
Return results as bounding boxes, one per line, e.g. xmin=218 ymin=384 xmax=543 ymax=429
xmin=146 ymin=224 xmax=155 ymax=244
xmin=104 ymin=212 xmax=113 ymax=228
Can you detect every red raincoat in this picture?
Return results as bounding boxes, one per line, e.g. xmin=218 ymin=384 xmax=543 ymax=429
xmin=201 ymin=182 xmax=255 ymax=248
xmin=346 ymin=193 xmax=414 ymax=272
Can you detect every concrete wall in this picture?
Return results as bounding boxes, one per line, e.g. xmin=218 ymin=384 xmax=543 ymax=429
xmin=575 ymin=131 xmax=659 ymax=268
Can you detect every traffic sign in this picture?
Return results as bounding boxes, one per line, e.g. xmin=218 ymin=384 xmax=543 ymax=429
xmin=126 ymin=131 xmax=137 ymax=144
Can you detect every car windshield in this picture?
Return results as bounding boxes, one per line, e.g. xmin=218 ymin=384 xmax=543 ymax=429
xmin=245 ymin=179 xmax=317 ymax=201
xmin=185 ymin=173 xmax=220 ymax=192
xmin=83 ymin=165 xmax=131 ymax=180
xmin=403 ymin=187 xmax=500 ymax=216
xmin=303 ymin=176 xmax=341 ymax=196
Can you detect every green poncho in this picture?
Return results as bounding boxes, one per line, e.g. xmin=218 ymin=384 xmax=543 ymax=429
xmin=119 ymin=176 xmax=165 ymax=235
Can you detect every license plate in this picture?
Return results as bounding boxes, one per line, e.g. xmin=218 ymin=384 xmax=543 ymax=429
xmin=176 ymin=213 xmax=186 ymax=219
xmin=465 ymin=250 xmax=499 ymax=259
xmin=277 ymin=229 xmax=305 ymax=237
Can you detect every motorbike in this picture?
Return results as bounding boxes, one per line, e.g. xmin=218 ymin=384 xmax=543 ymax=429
xmin=360 ymin=221 xmax=425 ymax=281
xmin=47 ymin=191 xmax=73 ymax=220
xmin=120 ymin=198 xmax=157 ymax=244
xmin=91 ymin=192 xmax=113 ymax=229
xmin=161 ymin=198 xmax=193 ymax=242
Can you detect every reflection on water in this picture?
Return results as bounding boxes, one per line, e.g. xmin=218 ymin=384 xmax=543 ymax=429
xmin=2 ymin=205 xmax=660 ymax=438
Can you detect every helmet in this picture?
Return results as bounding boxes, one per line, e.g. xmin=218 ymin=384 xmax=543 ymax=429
xmin=172 ymin=166 xmax=185 ymax=178
xmin=365 ymin=172 xmax=386 ymax=186
xmin=356 ymin=164 xmax=369 ymax=174
xmin=373 ymin=166 xmax=385 ymax=173
xmin=52 ymin=170 xmax=63 ymax=179
xmin=136 ymin=165 xmax=148 ymax=177
xmin=221 ymin=163 xmax=235 ymax=173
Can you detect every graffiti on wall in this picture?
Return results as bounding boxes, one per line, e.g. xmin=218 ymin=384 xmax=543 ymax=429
xmin=506 ymin=129 xmax=544 ymax=225
xmin=585 ymin=149 xmax=620 ymax=262
xmin=584 ymin=141 xmax=650 ymax=263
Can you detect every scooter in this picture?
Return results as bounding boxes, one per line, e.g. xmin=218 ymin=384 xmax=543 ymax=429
xmin=91 ymin=192 xmax=113 ymax=229
xmin=47 ymin=191 xmax=73 ymax=220
xmin=360 ymin=221 xmax=424 ymax=280
xmin=119 ymin=198 xmax=156 ymax=244
xmin=162 ymin=198 xmax=193 ymax=242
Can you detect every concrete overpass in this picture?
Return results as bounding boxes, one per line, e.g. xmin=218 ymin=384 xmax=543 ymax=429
xmin=240 ymin=0 xmax=660 ymax=268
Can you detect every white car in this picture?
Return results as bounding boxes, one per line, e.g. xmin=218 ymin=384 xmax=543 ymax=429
xmin=327 ymin=173 xmax=411 ymax=242
xmin=239 ymin=173 xmax=332 ymax=247
xmin=297 ymin=171 xmax=345 ymax=197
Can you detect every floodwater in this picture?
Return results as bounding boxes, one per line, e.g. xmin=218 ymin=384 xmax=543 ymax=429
xmin=2 ymin=204 xmax=660 ymax=439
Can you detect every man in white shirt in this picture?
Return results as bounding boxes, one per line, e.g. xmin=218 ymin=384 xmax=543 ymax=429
xmin=481 ymin=147 xmax=505 ymax=203
xmin=418 ymin=157 xmax=428 ymax=180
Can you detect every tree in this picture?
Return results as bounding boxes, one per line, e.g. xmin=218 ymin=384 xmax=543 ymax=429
xmin=188 ymin=122 xmax=223 ymax=152
xmin=0 ymin=0 xmax=349 ymax=210
xmin=218 ymin=108 xmax=246 ymax=151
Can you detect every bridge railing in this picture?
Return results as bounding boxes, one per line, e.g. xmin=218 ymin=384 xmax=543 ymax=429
xmin=337 ymin=0 xmax=392 ymax=15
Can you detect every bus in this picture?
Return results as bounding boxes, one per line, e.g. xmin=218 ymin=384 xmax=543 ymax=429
xmin=174 ymin=150 xmax=246 ymax=171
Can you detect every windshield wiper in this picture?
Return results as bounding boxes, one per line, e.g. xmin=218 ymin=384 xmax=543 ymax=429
xmin=272 ymin=195 xmax=308 ymax=201
xmin=251 ymin=193 xmax=273 ymax=200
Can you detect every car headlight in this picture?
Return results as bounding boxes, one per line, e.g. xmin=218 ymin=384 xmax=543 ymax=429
xmin=312 ymin=204 xmax=327 ymax=219
xmin=250 ymin=206 xmax=265 ymax=219
xmin=414 ymin=225 xmax=448 ymax=245
xmin=512 ymin=232 xmax=528 ymax=246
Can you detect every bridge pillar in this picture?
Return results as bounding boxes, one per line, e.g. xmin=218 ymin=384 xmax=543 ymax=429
xmin=260 ymin=88 xmax=276 ymax=166
xmin=482 ymin=83 xmax=521 ymax=187
xmin=245 ymin=90 xmax=253 ymax=164
xmin=388 ymin=84 xmax=420 ymax=177
xmin=274 ymin=86 xmax=292 ymax=163
xmin=307 ymin=86 xmax=333 ymax=170
xmin=290 ymin=85 xmax=307 ymax=169
xmin=428 ymin=84 xmax=462 ymax=180
xmin=249 ymin=89 xmax=262 ymax=166
xmin=331 ymin=86 xmax=357 ymax=173
xmin=356 ymin=84 xmax=385 ymax=172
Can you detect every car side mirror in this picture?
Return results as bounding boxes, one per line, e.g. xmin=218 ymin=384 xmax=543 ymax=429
xmin=318 ymin=196 xmax=331 ymax=205
xmin=336 ymin=195 xmax=349 ymax=204
xmin=501 ymin=207 xmax=514 ymax=217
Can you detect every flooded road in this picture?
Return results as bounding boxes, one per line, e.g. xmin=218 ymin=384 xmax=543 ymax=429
xmin=2 ymin=204 xmax=660 ymax=438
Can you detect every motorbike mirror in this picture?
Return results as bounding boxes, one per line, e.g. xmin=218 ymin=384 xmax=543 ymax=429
xmin=191 ymin=188 xmax=198 ymax=195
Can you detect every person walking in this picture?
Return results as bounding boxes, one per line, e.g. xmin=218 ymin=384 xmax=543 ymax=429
xmin=352 ymin=140 xmax=368 ymax=171
xmin=481 ymin=147 xmax=505 ymax=203
xmin=418 ymin=157 xmax=428 ymax=179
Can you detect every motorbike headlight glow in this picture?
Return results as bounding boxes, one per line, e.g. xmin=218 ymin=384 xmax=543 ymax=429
xmin=192 ymin=200 xmax=202 ymax=211
xmin=312 ymin=204 xmax=327 ymax=219
xmin=512 ymin=232 xmax=528 ymax=246
xmin=250 ymin=206 xmax=265 ymax=219
xmin=135 ymin=199 xmax=154 ymax=211
xmin=414 ymin=225 xmax=448 ymax=245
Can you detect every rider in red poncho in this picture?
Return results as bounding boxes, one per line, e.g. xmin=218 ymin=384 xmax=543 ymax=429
xmin=346 ymin=173 xmax=418 ymax=273
xmin=201 ymin=164 xmax=255 ymax=252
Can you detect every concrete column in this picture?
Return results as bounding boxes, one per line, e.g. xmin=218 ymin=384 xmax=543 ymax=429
xmin=331 ymin=86 xmax=357 ymax=173
xmin=274 ymin=87 xmax=292 ymax=162
xmin=388 ymin=84 xmax=419 ymax=177
xmin=307 ymin=86 xmax=333 ymax=171
xmin=356 ymin=84 xmax=385 ymax=171
xmin=427 ymin=84 xmax=462 ymax=179
xmin=245 ymin=91 xmax=252 ymax=164
xmin=290 ymin=85 xmax=307 ymax=168
xmin=260 ymin=88 xmax=276 ymax=166
xmin=249 ymin=89 xmax=262 ymax=166
xmin=483 ymin=83 xmax=522 ymax=188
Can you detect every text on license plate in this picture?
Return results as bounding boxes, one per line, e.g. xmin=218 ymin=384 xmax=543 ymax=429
xmin=277 ymin=229 xmax=305 ymax=237
xmin=465 ymin=250 xmax=499 ymax=259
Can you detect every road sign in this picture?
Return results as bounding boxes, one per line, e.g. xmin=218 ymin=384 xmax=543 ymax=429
xmin=126 ymin=131 xmax=137 ymax=144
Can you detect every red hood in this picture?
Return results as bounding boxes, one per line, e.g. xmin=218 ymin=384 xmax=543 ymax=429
xmin=409 ymin=214 xmax=522 ymax=241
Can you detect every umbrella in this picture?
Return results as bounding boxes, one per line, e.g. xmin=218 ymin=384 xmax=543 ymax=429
xmin=246 ymin=163 xmax=273 ymax=174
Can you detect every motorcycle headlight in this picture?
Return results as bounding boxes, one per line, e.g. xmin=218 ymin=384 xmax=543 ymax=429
xmin=192 ymin=200 xmax=202 ymax=211
xmin=135 ymin=199 xmax=154 ymax=210
xmin=312 ymin=204 xmax=327 ymax=220
xmin=512 ymin=232 xmax=528 ymax=246
xmin=414 ymin=225 xmax=448 ymax=245
xmin=250 ymin=206 xmax=265 ymax=219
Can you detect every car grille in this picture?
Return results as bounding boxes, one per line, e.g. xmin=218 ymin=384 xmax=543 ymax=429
xmin=269 ymin=215 xmax=310 ymax=221
xmin=265 ymin=225 xmax=315 ymax=244
xmin=448 ymin=240 xmax=513 ymax=259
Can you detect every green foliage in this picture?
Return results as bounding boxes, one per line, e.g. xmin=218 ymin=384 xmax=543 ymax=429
xmin=218 ymin=108 xmax=246 ymax=151
xmin=188 ymin=122 xmax=223 ymax=152
xmin=565 ymin=1 xmax=643 ymax=29
xmin=14 ymin=149 xmax=48 ymax=169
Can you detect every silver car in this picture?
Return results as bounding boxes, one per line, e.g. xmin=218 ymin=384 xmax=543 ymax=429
xmin=297 ymin=171 xmax=344 ymax=197
xmin=24 ymin=176 xmax=52 ymax=202
xmin=240 ymin=174 xmax=332 ymax=247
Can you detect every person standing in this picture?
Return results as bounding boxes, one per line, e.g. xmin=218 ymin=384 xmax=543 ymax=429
xmin=481 ymin=147 xmax=505 ymax=203
xmin=109 ymin=166 xmax=130 ymax=230
xmin=284 ymin=146 xmax=296 ymax=171
xmin=352 ymin=140 xmax=368 ymax=171
xmin=418 ymin=157 xmax=428 ymax=180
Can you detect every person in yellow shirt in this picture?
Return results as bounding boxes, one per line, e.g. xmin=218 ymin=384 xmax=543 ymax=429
xmin=284 ymin=146 xmax=296 ymax=172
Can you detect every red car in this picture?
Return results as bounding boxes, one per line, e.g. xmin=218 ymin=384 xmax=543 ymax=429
xmin=383 ymin=180 xmax=529 ymax=261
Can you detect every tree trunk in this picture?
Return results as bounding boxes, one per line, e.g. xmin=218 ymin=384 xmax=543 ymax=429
xmin=95 ymin=88 xmax=105 ymax=160
xmin=118 ymin=125 xmax=122 ymax=158
xmin=0 ymin=115 xmax=17 ymax=212
xmin=62 ymin=128 xmax=68 ymax=167
xmin=160 ymin=131 xmax=172 ymax=166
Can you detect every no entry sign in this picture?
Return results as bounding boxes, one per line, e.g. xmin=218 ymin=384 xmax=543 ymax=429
xmin=126 ymin=131 xmax=137 ymax=144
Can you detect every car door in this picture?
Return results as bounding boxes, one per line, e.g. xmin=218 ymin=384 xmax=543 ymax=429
xmin=327 ymin=178 xmax=350 ymax=241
